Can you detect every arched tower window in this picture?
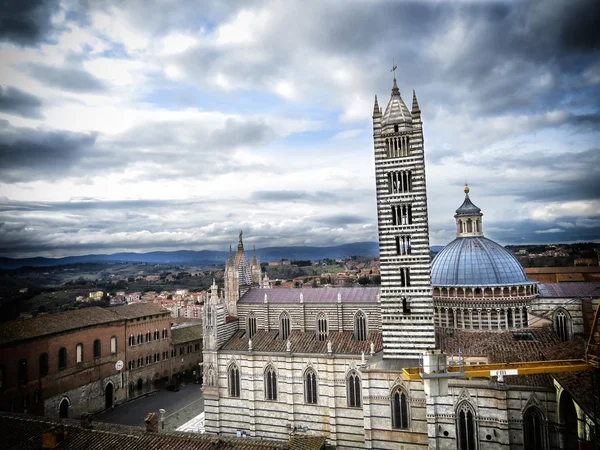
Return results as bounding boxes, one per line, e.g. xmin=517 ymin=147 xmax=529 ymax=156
xmin=391 ymin=387 xmax=409 ymax=429
xmin=248 ymin=312 xmax=257 ymax=338
xmin=523 ymin=407 xmax=546 ymax=450
xmin=280 ymin=311 xmax=290 ymax=340
xmin=305 ymin=368 xmax=318 ymax=404
xmin=553 ymin=308 xmax=571 ymax=342
xmin=264 ymin=366 xmax=277 ymax=401
xmin=347 ymin=370 xmax=362 ymax=408
xmin=399 ymin=268 xmax=411 ymax=287
xmin=228 ymin=363 xmax=240 ymax=397
xmin=456 ymin=401 xmax=478 ymax=450
xmin=354 ymin=311 xmax=367 ymax=341
xmin=316 ymin=312 xmax=328 ymax=341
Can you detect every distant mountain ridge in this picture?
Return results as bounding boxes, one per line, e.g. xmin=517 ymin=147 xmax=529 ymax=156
xmin=0 ymin=243 xmax=447 ymax=270
xmin=0 ymin=242 xmax=377 ymax=270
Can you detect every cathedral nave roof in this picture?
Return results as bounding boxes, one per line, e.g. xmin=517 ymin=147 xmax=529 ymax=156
xmin=221 ymin=329 xmax=383 ymax=355
xmin=238 ymin=286 xmax=380 ymax=304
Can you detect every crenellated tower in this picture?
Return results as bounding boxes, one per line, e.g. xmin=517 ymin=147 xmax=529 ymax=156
xmin=373 ymin=75 xmax=436 ymax=360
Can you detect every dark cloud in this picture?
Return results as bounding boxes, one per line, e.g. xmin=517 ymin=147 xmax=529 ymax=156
xmin=250 ymin=190 xmax=344 ymax=203
xmin=0 ymin=85 xmax=43 ymax=119
xmin=0 ymin=0 xmax=60 ymax=46
xmin=21 ymin=63 xmax=107 ymax=93
xmin=488 ymin=215 xmax=600 ymax=245
xmin=0 ymin=120 xmax=97 ymax=182
xmin=315 ymin=214 xmax=369 ymax=227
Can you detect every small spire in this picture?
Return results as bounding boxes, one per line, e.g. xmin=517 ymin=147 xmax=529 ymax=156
xmin=411 ymin=89 xmax=420 ymax=113
xmin=238 ymin=230 xmax=244 ymax=251
xmin=391 ymin=77 xmax=400 ymax=96
xmin=372 ymin=95 xmax=380 ymax=117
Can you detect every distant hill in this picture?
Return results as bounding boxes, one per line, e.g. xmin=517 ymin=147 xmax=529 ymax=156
xmin=0 ymin=242 xmax=380 ymax=270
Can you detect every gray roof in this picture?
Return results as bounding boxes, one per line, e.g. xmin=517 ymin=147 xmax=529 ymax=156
xmin=431 ymin=237 xmax=532 ymax=287
xmin=238 ymin=287 xmax=380 ymax=304
xmin=537 ymin=282 xmax=600 ymax=298
xmin=455 ymin=194 xmax=482 ymax=217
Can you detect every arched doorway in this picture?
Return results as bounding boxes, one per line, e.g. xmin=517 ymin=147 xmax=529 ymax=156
xmin=105 ymin=382 xmax=114 ymax=409
xmin=59 ymin=398 xmax=69 ymax=418
xmin=559 ymin=391 xmax=578 ymax=449
xmin=137 ymin=378 xmax=143 ymax=392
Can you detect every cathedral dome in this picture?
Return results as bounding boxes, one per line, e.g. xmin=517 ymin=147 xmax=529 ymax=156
xmin=431 ymin=236 xmax=530 ymax=287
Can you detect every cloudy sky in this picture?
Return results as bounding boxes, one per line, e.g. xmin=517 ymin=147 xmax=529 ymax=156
xmin=0 ymin=0 xmax=598 ymax=258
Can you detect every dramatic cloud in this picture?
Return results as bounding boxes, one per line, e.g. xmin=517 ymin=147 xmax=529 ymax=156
xmin=0 ymin=0 xmax=61 ymax=47
xmin=0 ymin=0 xmax=598 ymax=258
xmin=20 ymin=63 xmax=107 ymax=93
xmin=0 ymin=85 xmax=43 ymax=118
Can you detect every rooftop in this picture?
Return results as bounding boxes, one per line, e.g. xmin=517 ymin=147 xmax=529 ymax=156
xmin=172 ymin=324 xmax=203 ymax=345
xmin=536 ymin=282 xmax=600 ymax=298
xmin=239 ymin=287 xmax=380 ymax=305
xmin=0 ymin=303 xmax=170 ymax=346
xmin=221 ymin=329 xmax=383 ymax=355
xmin=0 ymin=412 xmax=327 ymax=450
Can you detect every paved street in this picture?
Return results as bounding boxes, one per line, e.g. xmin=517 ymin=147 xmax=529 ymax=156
xmin=94 ymin=383 xmax=204 ymax=431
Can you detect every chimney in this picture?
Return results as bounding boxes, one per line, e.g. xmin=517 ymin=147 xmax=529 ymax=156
xmin=145 ymin=412 xmax=159 ymax=433
xmin=42 ymin=426 xmax=68 ymax=449
xmin=80 ymin=412 xmax=92 ymax=429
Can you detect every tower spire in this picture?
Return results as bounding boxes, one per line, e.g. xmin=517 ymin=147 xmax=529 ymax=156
xmin=390 ymin=59 xmax=400 ymax=96
xmin=238 ymin=230 xmax=244 ymax=251
xmin=373 ymin=95 xmax=381 ymax=117
xmin=411 ymin=89 xmax=420 ymax=114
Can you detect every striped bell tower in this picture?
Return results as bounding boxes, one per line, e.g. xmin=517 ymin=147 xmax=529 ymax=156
xmin=373 ymin=75 xmax=436 ymax=360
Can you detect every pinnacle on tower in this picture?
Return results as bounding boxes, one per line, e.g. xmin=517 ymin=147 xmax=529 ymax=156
xmin=411 ymin=90 xmax=420 ymax=114
xmin=373 ymin=95 xmax=381 ymax=117
xmin=391 ymin=77 xmax=400 ymax=96
xmin=238 ymin=230 xmax=244 ymax=251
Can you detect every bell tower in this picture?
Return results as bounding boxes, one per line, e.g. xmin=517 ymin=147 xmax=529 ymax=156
xmin=373 ymin=72 xmax=436 ymax=360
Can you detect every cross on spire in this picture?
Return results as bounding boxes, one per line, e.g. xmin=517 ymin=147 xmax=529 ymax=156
xmin=390 ymin=59 xmax=398 ymax=80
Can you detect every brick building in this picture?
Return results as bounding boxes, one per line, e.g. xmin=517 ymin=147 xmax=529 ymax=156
xmin=0 ymin=303 xmax=174 ymax=419
xmin=171 ymin=323 xmax=203 ymax=383
xmin=121 ymin=303 xmax=173 ymax=397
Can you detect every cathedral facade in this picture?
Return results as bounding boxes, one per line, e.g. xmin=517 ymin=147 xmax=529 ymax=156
xmin=202 ymin=77 xmax=597 ymax=449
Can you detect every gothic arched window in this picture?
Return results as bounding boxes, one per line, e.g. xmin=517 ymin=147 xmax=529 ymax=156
xmin=391 ymin=387 xmax=409 ymax=429
xmin=347 ymin=370 xmax=361 ymax=408
xmin=264 ymin=366 xmax=277 ymax=401
xmin=523 ymin=407 xmax=546 ymax=450
xmin=305 ymin=368 xmax=317 ymax=404
xmin=316 ymin=312 xmax=328 ymax=341
xmin=280 ymin=311 xmax=290 ymax=340
xmin=553 ymin=308 xmax=571 ymax=342
xmin=228 ymin=363 xmax=240 ymax=397
xmin=354 ymin=311 xmax=367 ymax=341
xmin=248 ymin=312 xmax=257 ymax=339
xmin=456 ymin=402 xmax=478 ymax=450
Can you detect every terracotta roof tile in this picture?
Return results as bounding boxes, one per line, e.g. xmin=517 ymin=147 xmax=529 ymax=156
xmin=222 ymin=329 xmax=383 ymax=355
xmin=0 ymin=412 xmax=326 ymax=450
xmin=111 ymin=302 xmax=171 ymax=319
xmin=171 ymin=324 xmax=203 ymax=345
xmin=0 ymin=307 xmax=122 ymax=346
